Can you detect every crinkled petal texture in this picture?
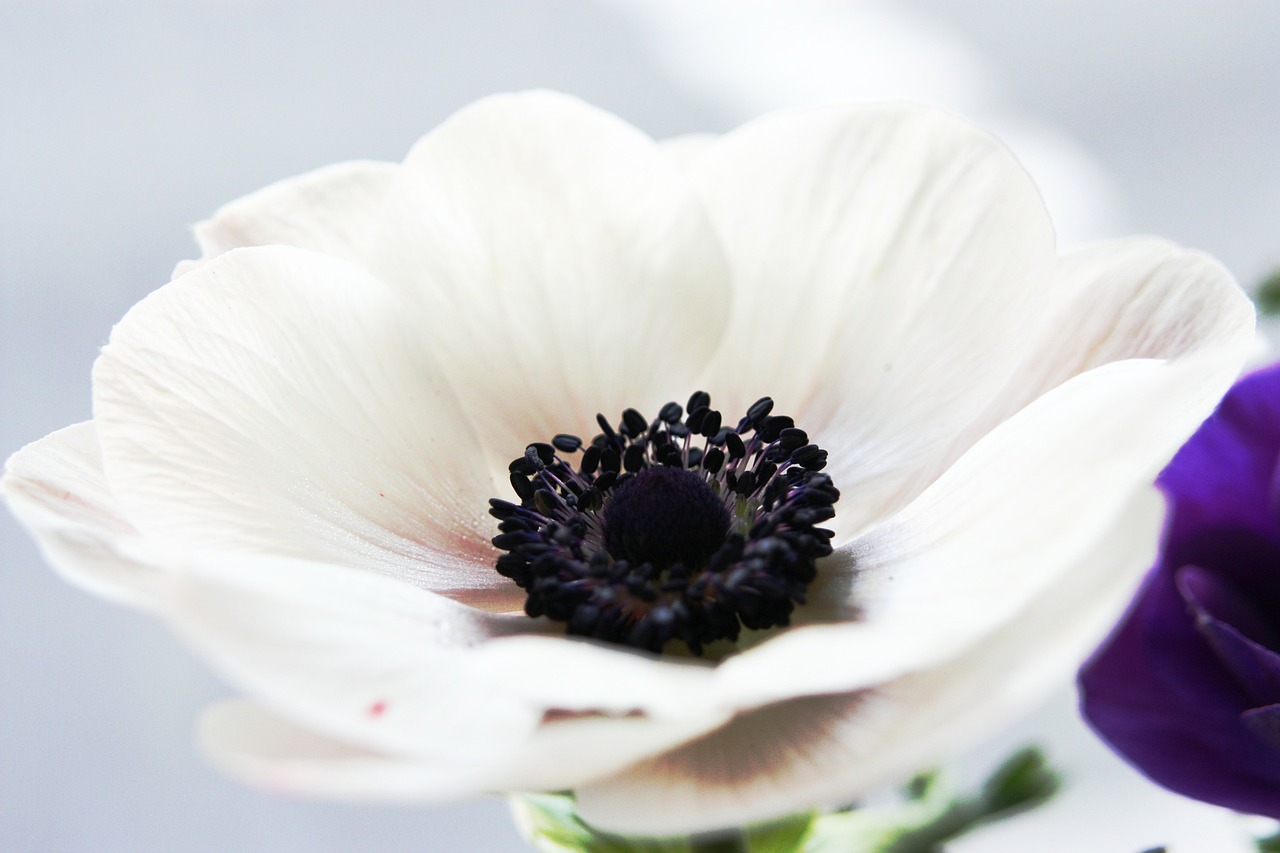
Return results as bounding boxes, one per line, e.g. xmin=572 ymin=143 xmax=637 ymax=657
xmin=1 ymin=92 xmax=1256 ymax=835
xmin=1081 ymin=364 xmax=1280 ymax=820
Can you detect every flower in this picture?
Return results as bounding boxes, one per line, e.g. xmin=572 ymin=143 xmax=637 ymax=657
xmin=2 ymin=91 xmax=1254 ymax=836
xmin=1081 ymin=363 xmax=1280 ymax=819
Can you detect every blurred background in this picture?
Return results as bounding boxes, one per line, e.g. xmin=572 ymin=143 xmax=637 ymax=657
xmin=2 ymin=2 xmax=1278 ymax=851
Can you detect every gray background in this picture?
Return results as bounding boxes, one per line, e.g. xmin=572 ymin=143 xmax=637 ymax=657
xmin=2 ymin=2 xmax=1278 ymax=851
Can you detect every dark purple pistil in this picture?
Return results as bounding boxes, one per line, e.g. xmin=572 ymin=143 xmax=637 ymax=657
xmin=603 ymin=466 xmax=730 ymax=569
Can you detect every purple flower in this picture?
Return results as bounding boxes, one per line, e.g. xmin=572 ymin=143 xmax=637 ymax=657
xmin=1081 ymin=362 xmax=1280 ymax=818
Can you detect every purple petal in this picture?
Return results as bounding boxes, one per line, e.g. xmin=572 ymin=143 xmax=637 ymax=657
xmin=1159 ymin=364 xmax=1280 ymax=551
xmin=1177 ymin=565 xmax=1280 ymax=704
xmin=1080 ymin=560 xmax=1280 ymax=818
xmin=1243 ymin=704 xmax=1280 ymax=751
xmin=1081 ymin=364 xmax=1280 ymax=819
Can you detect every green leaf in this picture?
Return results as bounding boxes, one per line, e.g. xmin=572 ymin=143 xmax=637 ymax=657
xmin=802 ymin=746 xmax=1062 ymax=853
xmin=903 ymin=772 xmax=936 ymax=802
xmin=743 ymin=812 xmax=816 ymax=852
xmin=978 ymin=746 xmax=1061 ymax=820
xmin=1255 ymin=268 xmax=1280 ymax=316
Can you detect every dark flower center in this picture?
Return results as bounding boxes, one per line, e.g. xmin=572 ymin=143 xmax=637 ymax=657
xmin=489 ymin=392 xmax=840 ymax=655
xmin=603 ymin=466 xmax=730 ymax=569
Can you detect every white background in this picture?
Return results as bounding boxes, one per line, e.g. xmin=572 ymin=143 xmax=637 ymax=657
xmin=3 ymin=2 xmax=1278 ymax=851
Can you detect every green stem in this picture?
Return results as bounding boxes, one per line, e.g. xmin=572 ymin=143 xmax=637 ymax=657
xmin=688 ymin=830 xmax=749 ymax=853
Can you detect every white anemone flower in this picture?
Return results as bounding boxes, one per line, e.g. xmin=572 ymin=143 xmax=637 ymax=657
xmin=3 ymin=91 xmax=1254 ymax=836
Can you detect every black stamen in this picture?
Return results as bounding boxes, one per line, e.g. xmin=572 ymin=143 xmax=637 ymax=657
xmin=552 ymin=434 xmax=583 ymax=453
xmin=580 ymin=445 xmax=601 ymax=475
xmin=509 ymin=472 xmax=535 ymax=502
xmin=621 ymin=408 xmax=648 ymax=438
xmin=687 ymin=406 xmax=709 ymax=434
xmin=623 ymin=444 xmax=646 ymax=473
xmin=744 ymin=396 xmax=774 ymax=427
xmin=700 ymin=409 xmax=722 ymax=438
xmin=489 ymin=393 xmax=841 ymax=655
xmin=596 ymin=413 xmax=617 ymax=442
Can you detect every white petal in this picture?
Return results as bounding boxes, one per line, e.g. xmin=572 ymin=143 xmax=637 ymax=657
xmin=576 ymin=489 xmax=1163 ymax=835
xmin=490 ymin=708 xmax=731 ymax=793
xmin=92 ymin=245 xmax=518 ymax=607
xmin=192 ymin=160 xmax=398 ymax=264
xmin=2 ymin=422 xmax=163 ymax=609
xmin=171 ymin=551 xmax=723 ymax=779
xmin=170 ymin=258 xmax=203 ymax=278
xmin=658 ymin=133 xmax=718 ymax=174
xmin=366 ymin=91 xmax=732 ymax=462
xmin=469 ymin=635 xmax=717 ymax=720
xmin=200 ymin=700 xmax=476 ymax=800
xmin=168 ymin=551 xmax=539 ymax=763
xmin=713 ymin=268 xmax=1251 ymax=708
xmin=872 ymin=491 xmax=1168 ymax=768
xmin=887 ymin=238 xmax=1259 ymax=510
xmin=579 ymin=691 xmax=865 ymax=835
xmin=200 ymin=699 xmax=729 ymax=800
xmin=769 ymin=240 xmax=1249 ymax=672
xmin=689 ymin=103 xmax=1058 ymax=540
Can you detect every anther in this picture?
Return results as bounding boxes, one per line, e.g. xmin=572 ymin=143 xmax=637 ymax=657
xmin=553 ymin=434 xmax=583 ymax=452
xmin=621 ymin=408 xmax=649 ymax=438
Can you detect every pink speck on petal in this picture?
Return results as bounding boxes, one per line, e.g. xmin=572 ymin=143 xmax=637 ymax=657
xmin=368 ymin=701 xmax=387 ymax=717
